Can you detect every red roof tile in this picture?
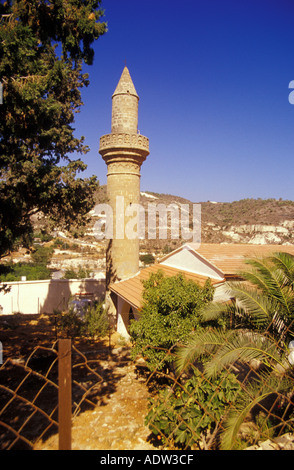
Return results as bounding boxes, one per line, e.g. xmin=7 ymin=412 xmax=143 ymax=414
xmin=110 ymin=263 xmax=223 ymax=309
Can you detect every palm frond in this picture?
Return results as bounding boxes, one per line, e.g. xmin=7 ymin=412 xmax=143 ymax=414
xmin=220 ymin=372 xmax=293 ymax=449
xmin=204 ymin=331 xmax=285 ymax=379
xmin=243 ymin=257 xmax=293 ymax=315
xmin=239 ymin=267 xmax=273 ymax=295
xmin=220 ymin=384 xmax=266 ymax=450
xmin=198 ymin=298 xmax=233 ymax=322
xmin=270 ymin=252 xmax=294 ymax=285
xmin=175 ymin=328 xmax=232 ymax=373
xmin=228 ymin=282 xmax=275 ymax=329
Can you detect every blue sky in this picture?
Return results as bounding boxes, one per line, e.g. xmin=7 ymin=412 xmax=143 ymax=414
xmin=75 ymin=0 xmax=294 ymax=203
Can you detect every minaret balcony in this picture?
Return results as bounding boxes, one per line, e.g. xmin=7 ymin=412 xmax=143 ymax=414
xmin=99 ymin=133 xmax=149 ymax=153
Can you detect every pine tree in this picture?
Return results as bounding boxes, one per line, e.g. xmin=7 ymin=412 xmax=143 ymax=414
xmin=0 ymin=0 xmax=107 ymax=256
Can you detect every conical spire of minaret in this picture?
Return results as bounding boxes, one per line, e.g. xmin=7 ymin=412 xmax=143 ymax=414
xmin=112 ymin=66 xmax=139 ymax=98
xmin=99 ymin=66 xmax=149 ymax=290
xmin=111 ymin=66 xmax=139 ymax=134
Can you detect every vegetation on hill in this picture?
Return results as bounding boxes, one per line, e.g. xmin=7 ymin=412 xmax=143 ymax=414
xmin=137 ymin=191 xmax=294 ymax=250
xmin=0 ymin=262 xmax=51 ymax=282
xmin=2 ymin=186 xmax=293 ymax=275
xmin=200 ymin=198 xmax=294 ymax=226
xmin=0 ymin=244 xmax=54 ymax=281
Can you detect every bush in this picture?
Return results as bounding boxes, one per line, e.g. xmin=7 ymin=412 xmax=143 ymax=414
xmin=0 ymin=262 xmax=51 ymax=281
xmin=129 ymin=271 xmax=214 ymax=371
xmin=145 ymin=368 xmax=242 ymax=450
xmin=63 ymin=266 xmax=91 ymax=279
xmin=84 ymin=303 xmax=110 ymax=338
xmin=30 ymin=245 xmax=54 ymax=265
xmin=57 ymin=303 xmax=109 ymax=339
xmin=139 ymin=253 xmax=155 ymax=265
xmin=34 ymin=231 xmax=53 ymax=242
xmin=56 ymin=308 xmax=84 ymax=338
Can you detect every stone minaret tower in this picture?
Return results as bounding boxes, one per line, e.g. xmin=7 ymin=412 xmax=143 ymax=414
xmin=99 ymin=66 xmax=149 ymax=294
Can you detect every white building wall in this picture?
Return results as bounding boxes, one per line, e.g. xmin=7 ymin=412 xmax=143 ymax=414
xmin=116 ymin=296 xmax=130 ymax=338
xmin=160 ymin=246 xmax=224 ymax=280
xmin=0 ymin=279 xmax=105 ymax=315
xmin=116 ymin=296 xmax=141 ymax=339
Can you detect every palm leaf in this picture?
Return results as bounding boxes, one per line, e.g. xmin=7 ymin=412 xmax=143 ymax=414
xmin=228 ymin=281 xmax=276 ymax=329
xmin=220 ymin=372 xmax=292 ymax=450
xmin=270 ymin=252 xmax=294 ymax=286
xmin=198 ymin=298 xmax=233 ymax=322
xmin=204 ymin=330 xmax=284 ymax=379
xmin=243 ymin=257 xmax=292 ymax=315
xmin=175 ymin=328 xmax=232 ymax=373
xmin=240 ymin=266 xmax=273 ymax=295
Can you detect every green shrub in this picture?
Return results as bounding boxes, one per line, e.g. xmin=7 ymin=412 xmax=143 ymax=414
xmin=0 ymin=262 xmax=51 ymax=281
xmin=83 ymin=303 xmax=109 ymax=338
xmin=129 ymin=271 xmax=214 ymax=371
xmin=57 ymin=303 xmax=109 ymax=339
xmin=34 ymin=231 xmax=53 ymax=242
xmin=139 ymin=253 xmax=155 ymax=265
xmin=56 ymin=308 xmax=84 ymax=338
xmin=145 ymin=368 xmax=242 ymax=449
xmin=63 ymin=266 xmax=91 ymax=279
xmin=30 ymin=245 xmax=54 ymax=265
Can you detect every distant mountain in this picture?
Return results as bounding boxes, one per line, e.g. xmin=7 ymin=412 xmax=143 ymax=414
xmin=198 ymin=197 xmax=294 ymax=245
xmin=92 ymin=187 xmax=294 ymax=251
xmin=8 ymin=188 xmax=293 ymax=274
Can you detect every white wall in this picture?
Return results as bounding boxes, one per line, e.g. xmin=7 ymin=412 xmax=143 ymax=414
xmin=116 ymin=296 xmax=140 ymax=339
xmin=160 ymin=246 xmax=224 ymax=280
xmin=0 ymin=279 xmax=105 ymax=315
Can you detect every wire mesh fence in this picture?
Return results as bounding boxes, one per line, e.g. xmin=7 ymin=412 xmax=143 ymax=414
xmin=0 ymin=339 xmax=104 ymax=450
xmin=1 ymin=317 xmax=294 ymax=451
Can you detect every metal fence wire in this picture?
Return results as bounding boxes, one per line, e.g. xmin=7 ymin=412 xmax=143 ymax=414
xmin=1 ymin=325 xmax=294 ymax=450
xmin=0 ymin=340 xmax=103 ymax=450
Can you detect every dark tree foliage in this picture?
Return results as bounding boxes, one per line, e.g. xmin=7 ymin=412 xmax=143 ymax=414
xmin=130 ymin=271 xmax=214 ymax=371
xmin=0 ymin=0 xmax=107 ymax=256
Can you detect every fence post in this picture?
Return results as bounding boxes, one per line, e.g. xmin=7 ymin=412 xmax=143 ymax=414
xmin=58 ymin=339 xmax=72 ymax=450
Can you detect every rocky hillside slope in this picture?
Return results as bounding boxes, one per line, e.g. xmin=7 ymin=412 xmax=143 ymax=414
xmin=90 ymin=187 xmax=294 ymax=251
xmin=7 ymin=188 xmax=293 ymax=278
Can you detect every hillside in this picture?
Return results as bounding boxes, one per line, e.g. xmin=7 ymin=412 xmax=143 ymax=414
xmin=199 ymin=197 xmax=294 ymax=245
xmin=87 ymin=186 xmax=294 ymax=252
xmin=139 ymin=192 xmax=294 ymax=249
xmin=4 ymin=188 xmax=294 ymax=278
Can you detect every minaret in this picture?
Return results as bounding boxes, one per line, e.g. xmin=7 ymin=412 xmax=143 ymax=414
xmin=99 ymin=67 xmax=149 ymax=293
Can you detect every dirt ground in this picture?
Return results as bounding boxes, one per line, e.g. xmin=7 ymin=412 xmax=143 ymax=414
xmin=0 ymin=313 xmax=158 ymax=451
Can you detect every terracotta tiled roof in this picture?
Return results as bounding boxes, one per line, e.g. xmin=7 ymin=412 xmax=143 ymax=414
xmin=110 ymin=243 xmax=294 ymax=309
xmin=109 ymin=263 xmax=224 ymax=310
xmin=187 ymin=243 xmax=294 ymax=276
